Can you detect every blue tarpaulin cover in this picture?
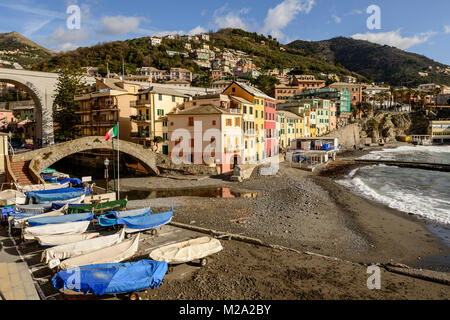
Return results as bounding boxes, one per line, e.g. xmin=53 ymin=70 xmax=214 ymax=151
xmin=25 ymin=187 xmax=91 ymax=203
xmin=59 ymin=178 xmax=82 ymax=186
xmin=52 ymin=260 xmax=168 ymax=295
xmin=28 ymin=212 xmax=94 ymax=227
xmin=98 ymin=207 xmax=152 ymax=227
xmin=115 ymin=207 xmax=173 ymax=230
xmin=41 ymin=175 xmax=59 ymax=183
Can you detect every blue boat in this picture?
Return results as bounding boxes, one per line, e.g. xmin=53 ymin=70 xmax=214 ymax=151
xmin=98 ymin=207 xmax=152 ymax=227
xmin=28 ymin=212 xmax=94 ymax=227
xmin=52 ymin=260 xmax=168 ymax=296
xmin=116 ymin=207 xmax=173 ymax=233
xmin=25 ymin=187 xmax=92 ymax=203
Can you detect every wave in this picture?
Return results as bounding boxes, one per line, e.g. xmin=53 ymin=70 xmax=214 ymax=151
xmin=337 ymin=165 xmax=450 ymax=225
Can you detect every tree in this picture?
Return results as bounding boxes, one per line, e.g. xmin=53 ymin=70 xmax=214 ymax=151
xmin=53 ymin=61 xmax=86 ymax=142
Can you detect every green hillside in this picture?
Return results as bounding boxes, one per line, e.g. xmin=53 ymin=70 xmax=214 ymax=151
xmin=0 ymin=31 xmax=54 ymax=68
xmin=287 ymin=37 xmax=450 ymax=86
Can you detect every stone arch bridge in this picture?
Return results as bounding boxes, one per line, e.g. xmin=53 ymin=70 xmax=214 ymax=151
xmin=6 ymin=136 xmax=220 ymax=186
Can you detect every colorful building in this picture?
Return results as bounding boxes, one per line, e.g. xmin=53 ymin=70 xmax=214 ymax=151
xmin=167 ymin=104 xmax=243 ymax=173
xmin=132 ymin=86 xmax=190 ymax=150
xmin=74 ymin=78 xmax=142 ymax=140
xmin=276 ymin=110 xmax=300 ymax=150
xmin=223 ymin=81 xmax=276 ymax=162
xmin=328 ymin=82 xmax=362 ymax=106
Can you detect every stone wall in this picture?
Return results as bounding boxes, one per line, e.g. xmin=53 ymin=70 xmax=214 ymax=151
xmin=323 ymin=123 xmax=361 ymax=150
xmin=156 ymin=153 xmax=221 ymax=176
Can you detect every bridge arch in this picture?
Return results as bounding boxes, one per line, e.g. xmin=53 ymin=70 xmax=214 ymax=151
xmin=11 ymin=136 xmax=160 ymax=179
xmin=0 ymin=68 xmax=95 ymax=146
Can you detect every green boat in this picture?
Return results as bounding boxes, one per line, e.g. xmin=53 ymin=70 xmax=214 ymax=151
xmin=68 ymin=199 xmax=128 ymax=215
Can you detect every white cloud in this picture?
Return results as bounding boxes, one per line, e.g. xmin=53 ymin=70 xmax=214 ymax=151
xmin=213 ymin=6 xmax=249 ymax=30
xmin=23 ymin=19 xmax=52 ymax=37
xmin=444 ymin=25 xmax=450 ymax=34
xmin=332 ymin=14 xmax=342 ymax=24
xmin=188 ymin=26 xmax=207 ymax=36
xmin=351 ymin=30 xmax=435 ymax=50
xmin=44 ymin=26 xmax=89 ymax=52
xmin=47 ymin=26 xmax=89 ymax=43
xmin=99 ymin=16 xmax=143 ymax=36
xmin=262 ymin=0 xmax=315 ymax=40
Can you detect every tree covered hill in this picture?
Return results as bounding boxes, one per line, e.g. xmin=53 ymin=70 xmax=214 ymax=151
xmin=287 ymin=37 xmax=450 ymax=86
xmin=0 ymin=31 xmax=54 ymax=68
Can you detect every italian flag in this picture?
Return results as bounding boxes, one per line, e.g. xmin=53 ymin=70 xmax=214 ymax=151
xmin=105 ymin=125 xmax=118 ymax=141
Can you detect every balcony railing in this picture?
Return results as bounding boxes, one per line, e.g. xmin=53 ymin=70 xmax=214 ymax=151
xmin=131 ymin=99 xmax=152 ymax=107
xmin=131 ymin=132 xmax=154 ymax=139
xmin=130 ymin=115 xmax=151 ymax=122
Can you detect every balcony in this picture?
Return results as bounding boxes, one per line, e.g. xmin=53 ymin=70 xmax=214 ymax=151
xmin=244 ymin=129 xmax=256 ymax=136
xmin=92 ymin=104 xmax=118 ymax=112
xmin=131 ymin=99 xmax=152 ymax=108
xmin=130 ymin=115 xmax=151 ymax=123
xmin=131 ymin=132 xmax=154 ymax=140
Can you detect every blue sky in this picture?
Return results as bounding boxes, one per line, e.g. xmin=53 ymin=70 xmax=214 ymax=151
xmin=0 ymin=0 xmax=449 ymax=65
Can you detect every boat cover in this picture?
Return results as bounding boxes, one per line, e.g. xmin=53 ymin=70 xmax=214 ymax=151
xmin=23 ymin=220 xmax=91 ymax=241
xmin=149 ymin=237 xmax=223 ymax=264
xmin=52 ymin=259 xmax=168 ymax=295
xmin=59 ymin=233 xmax=140 ymax=270
xmin=13 ymin=205 xmax=68 ymax=228
xmin=41 ymin=175 xmax=59 ymax=183
xmin=42 ymin=229 xmax=126 ymax=265
xmin=25 ymin=187 xmax=91 ymax=203
xmin=68 ymin=199 xmax=128 ymax=215
xmin=98 ymin=207 xmax=152 ymax=227
xmin=28 ymin=212 xmax=94 ymax=227
xmin=36 ymin=233 xmax=100 ymax=247
xmin=59 ymin=178 xmax=82 ymax=186
xmin=116 ymin=207 xmax=173 ymax=233
xmin=52 ymin=203 xmax=84 ymax=211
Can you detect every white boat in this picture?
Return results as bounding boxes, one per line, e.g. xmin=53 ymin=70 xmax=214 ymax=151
xmin=23 ymin=220 xmax=91 ymax=241
xmin=43 ymin=229 xmax=126 ymax=268
xmin=12 ymin=204 xmax=68 ymax=229
xmin=0 ymin=189 xmax=27 ymax=206
xmin=149 ymin=237 xmax=223 ymax=265
xmin=51 ymin=194 xmax=86 ymax=205
xmin=35 ymin=233 xmax=100 ymax=247
xmin=15 ymin=182 xmax=70 ymax=193
xmin=58 ymin=233 xmax=140 ymax=270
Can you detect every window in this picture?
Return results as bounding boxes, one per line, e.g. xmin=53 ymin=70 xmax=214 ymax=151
xmin=159 ymin=94 xmax=163 ymax=101
xmin=163 ymin=133 xmax=168 ymax=140
xmin=172 ymin=96 xmax=175 ymax=102
xmin=261 ymin=111 xmax=263 ymax=118
xmin=212 ymin=120 xmax=216 ymax=126
xmin=163 ymin=121 xmax=167 ymax=127
xmin=226 ymin=119 xmax=232 ymax=126
xmin=188 ymin=117 xmax=194 ymax=126
xmin=235 ymin=117 xmax=240 ymax=127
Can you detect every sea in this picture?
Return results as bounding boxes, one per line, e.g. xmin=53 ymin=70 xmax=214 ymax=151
xmin=337 ymin=145 xmax=450 ymax=247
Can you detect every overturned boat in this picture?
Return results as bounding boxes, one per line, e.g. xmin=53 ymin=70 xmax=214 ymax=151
xmin=23 ymin=220 xmax=91 ymax=241
xmin=25 ymin=187 xmax=92 ymax=204
xmin=98 ymin=207 xmax=152 ymax=227
xmin=116 ymin=207 xmax=173 ymax=234
xmin=15 ymin=182 xmax=70 ymax=193
xmin=58 ymin=233 xmax=140 ymax=270
xmin=36 ymin=233 xmax=100 ymax=247
xmin=42 ymin=229 xmax=126 ymax=268
xmin=12 ymin=204 xmax=68 ymax=229
xmin=0 ymin=189 xmax=27 ymax=206
xmin=149 ymin=236 xmax=223 ymax=265
xmin=52 ymin=259 xmax=168 ymax=296
xmin=28 ymin=212 xmax=94 ymax=227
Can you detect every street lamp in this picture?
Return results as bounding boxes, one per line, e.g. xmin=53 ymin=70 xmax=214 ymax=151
xmin=104 ymin=158 xmax=110 ymax=193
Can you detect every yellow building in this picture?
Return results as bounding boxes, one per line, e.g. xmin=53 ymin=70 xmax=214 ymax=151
xmin=132 ymin=87 xmax=190 ymax=150
xmin=276 ymin=110 xmax=299 ymax=150
xmin=74 ymin=78 xmax=142 ymax=140
xmin=223 ymin=81 xmax=275 ymax=162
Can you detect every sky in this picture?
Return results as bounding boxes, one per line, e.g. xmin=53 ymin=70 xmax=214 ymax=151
xmin=0 ymin=0 xmax=449 ymax=65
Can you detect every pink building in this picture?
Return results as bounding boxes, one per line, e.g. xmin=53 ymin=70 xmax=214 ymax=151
xmin=264 ymin=99 xmax=277 ymax=158
xmin=329 ymin=101 xmax=337 ymax=131
xmin=167 ymin=104 xmax=243 ymax=174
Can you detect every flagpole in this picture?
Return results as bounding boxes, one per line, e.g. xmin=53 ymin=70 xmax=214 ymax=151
xmin=117 ymin=121 xmax=120 ymax=200
xmin=112 ymin=137 xmax=116 ymax=194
